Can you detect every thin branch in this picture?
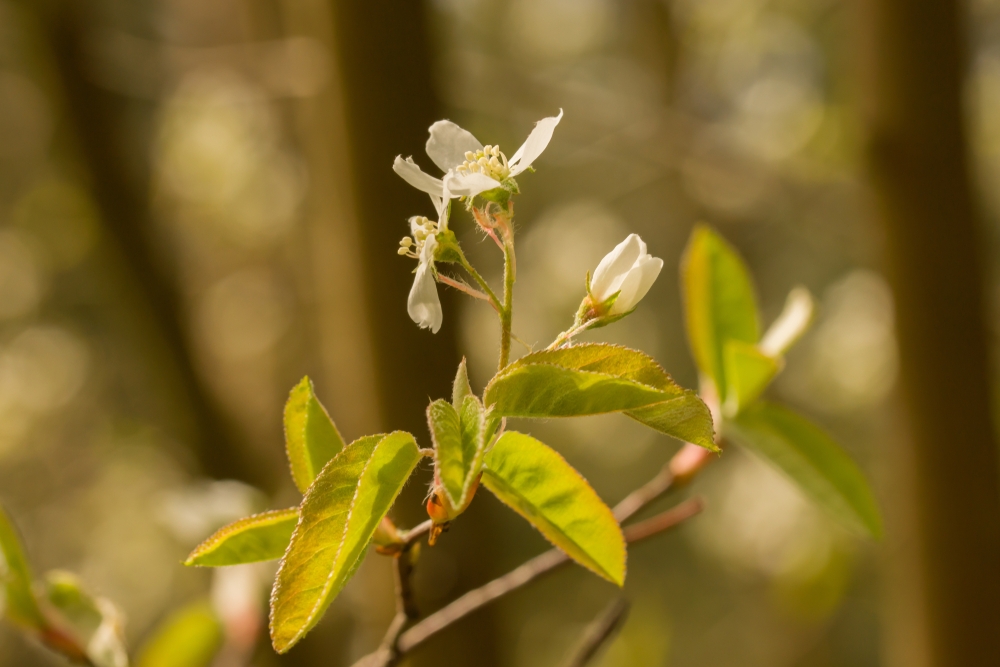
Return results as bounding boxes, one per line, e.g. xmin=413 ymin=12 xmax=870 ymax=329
xmin=437 ymin=274 xmax=491 ymax=303
xmin=395 ymin=497 xmax=703 ymax=655
xmin=561 ymin=598 xmax=631 ymax=667
xmin=612 ymin=464 xmax=674 ymax=523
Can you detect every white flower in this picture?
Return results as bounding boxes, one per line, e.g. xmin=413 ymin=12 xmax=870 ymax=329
xmin=400 ymin=197 xmax=450 ymax=333
xmin=392 ymin=110 xmax=563 ymax=201
xmin=590 ymin=234 xmax=663 ymax=315
xmin=407 ymin=234 xmax=442 ymax=333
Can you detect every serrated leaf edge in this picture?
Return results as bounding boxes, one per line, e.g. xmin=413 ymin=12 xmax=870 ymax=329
xmin=270 ymin=433 xmax=413 ymax=653
xmin=185 ymin=508 xmax=299 ymax=566
xmin=482 ymin=438 xmax=626 ymax=586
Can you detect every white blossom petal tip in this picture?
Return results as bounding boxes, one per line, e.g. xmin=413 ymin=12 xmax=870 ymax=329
xmin=509 ymin=109 xmax=563 ymax=176
xmin=426 ymin=121 xmax=483 ymax=173
xmin=407 ymin=235 xmax=443 ymax=333
xmin=393 ymin=156 xmax=444 ymax=197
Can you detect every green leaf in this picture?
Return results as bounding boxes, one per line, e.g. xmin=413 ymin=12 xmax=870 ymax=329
xmin=184 ymin=508 xmax=298 ymax=567
xmin=284 ymin=377 xmax=346 ymax=494
xmin=722 ymin=340 xmax=781 ymax=417
xmin=682 ymin=225 xmax=759 ymax=400
xmin=726 ymin=402 xmax=882 ymax=538
xmin=484 ymin=344 xmax=716 ymax=450
xmin=0 ymin=504 xmax=45 ymax=630
xmin=270 ymin=432 xmax=421 ymax=653
xmin=482 ymin=432 xmax=626 ymax=585
xmin=43 ymin=571 xmax=128 ymax=667
xmin=452 ymin=358 xmax=474 ymax=408
xmin=428 ymin=395 xmax=487 ymax=510
xmin=135 ymin=600 xmax=223 ymax=667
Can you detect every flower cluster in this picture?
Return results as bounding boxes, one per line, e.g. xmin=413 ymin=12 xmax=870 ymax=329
xmin=392 ymin=109 xmax=663 ymax=340
xmin=393 ymin=111 xmax=563 ymax=331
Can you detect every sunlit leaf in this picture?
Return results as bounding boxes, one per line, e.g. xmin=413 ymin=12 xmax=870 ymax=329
xmin=43 ymin=571 xmax=128 ymax=667
xmin=428 ymin=396 xmax=487 ymax=510
xmin=0 ymin=504 xmax=45 ymax=630
xmin=726 ymin=402 xmax=882 ymax=538
xmin=452 ymin=357 xmax=474 ymax=408
xmin=485 ymin=344 xmax=715 ymax=450
xmin=722 ymin=340 xmax=780 ymax=417
xmin=482 ymin=432 xmax=626 ymax=585
xmin=135 ymin=600 xmax=223 ymax=667
xmin=185 ymin=508 xmax=299 ymax=567
xmin=284 ymin=377 xmax=346 ymax=494
xmin=682 ymin=225 xmax=759 ymax=400
xmin=270 ymin=432 xmax=421 ymax=653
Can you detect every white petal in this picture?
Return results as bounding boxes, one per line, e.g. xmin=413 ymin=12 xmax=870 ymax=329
xmin=426 ymin=120 xmax=483 ymax=173
xmin=407 ymin=238 xmax=443 ymax=333
xmin=509 ymin=109 xmax=563 ymax=176
xmin=393 ymin=156 xmax=444 ymax=196
xmin=591 ymin=234 xmax=642 ymax=301
xmin=610 ymin=255 xmax=663 ymax=315
xmin=443 ymin=170 xmax=502 ymax=198
xmin=759 ymin=287 xmax=814 ymax=357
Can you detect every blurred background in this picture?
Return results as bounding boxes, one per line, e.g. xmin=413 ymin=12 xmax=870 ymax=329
xmin=0 ymin=0 xmax=997 ymax=665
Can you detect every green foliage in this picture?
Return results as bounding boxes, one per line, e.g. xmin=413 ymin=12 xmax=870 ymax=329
xmin=726 ymin=402 xmax=882 ymax=538
xmin=428 ymin=395 xmax=488 ymax=510
xmin=270 ymin=432 xmax=421 ymax=653
xmin=185 ymin=508 xmax=299 ymax=567
xmin=0 ymin=504 xmax=45 ymax=630
xmin=284 ymin=376 xmax=346 ymax=494
xmin=135 ymin=600 xmax=223 ymax=667
xmin=484 ymin=344 xmax=716 ymax=450
xmin=482 ymin=432 xmax=626 ymax=585
xmin=43 ymin=571 xmax=128 ymax=667
xmin=682 ymin=225 xmax=760 ymax=401
xmin=722 ymin=340 xmax=780 ymax=417
xmin=452 ymin=357 xmax=474 ymax=408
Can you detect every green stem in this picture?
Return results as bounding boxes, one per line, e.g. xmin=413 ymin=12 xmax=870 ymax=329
xmin=457 ymin=254 xmax=501 ymax=311
xmin=499 ymin=239 xmax=515 ymax=370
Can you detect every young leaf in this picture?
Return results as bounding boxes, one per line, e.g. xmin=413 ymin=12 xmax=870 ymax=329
xmin=270 ymin=432 xmax=421 ymax=653
xmin=722 ymin=340 xmax=781 ymax=417
xmin=481 ymin=432 xmax=626 ymax=585
xmin=135 ymin=600 xmax=223 ymax=667
xmin=185 ymin=508 xmax=299 ymax=567
xmin=726 ymin=402 xmax=883 ymax=538
xmin=0 ymin=504 xmax=45 ymax=630
xmin=484 ymin=344 xmax=716 ymax=450
xmin=682 ymin=225 xmax=759 ymax=400
xmin=284 ymin=377 xmax=346 ymax=494
xmin=43 ymin=571 xmax=128 ymax=667
xmin=428 ymin=396 xmax=487 ymax=510
xmin=452 ymin=357 xmax=475 ymax=408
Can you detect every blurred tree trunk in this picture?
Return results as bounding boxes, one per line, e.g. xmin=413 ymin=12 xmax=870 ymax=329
xmin=25 ymin=1 xmax=272 ymax=489
xmin=856 ymin=0 xmax=1000 ymax=664
xmin=315 ymin=1 xmax=503 ymax=665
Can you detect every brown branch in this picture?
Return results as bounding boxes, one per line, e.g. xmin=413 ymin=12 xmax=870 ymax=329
xmin=350 ymin=450 xmax=710 ymax=667
xmin=561 ymin=598 xmax=631 ymax=667
xmin=395 ymin=497 xmax=703 ymax=656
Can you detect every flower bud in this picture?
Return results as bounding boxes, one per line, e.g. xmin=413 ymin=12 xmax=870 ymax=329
xmin=589 ymin=234 xmax=663 ymax=317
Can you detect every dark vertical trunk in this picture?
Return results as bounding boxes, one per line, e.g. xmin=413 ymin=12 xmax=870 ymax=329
xmin=856 ymin=0 xmax=1000 ymax=663
xmin=325 ymin=2 xmax=502 ymax=665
